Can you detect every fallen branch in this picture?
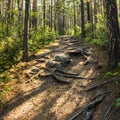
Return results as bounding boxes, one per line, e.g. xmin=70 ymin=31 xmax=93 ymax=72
xmin=69 ymin=95 xmax=105 ymax=120
xmin=25 ymin=72 xmax=40 ymax=83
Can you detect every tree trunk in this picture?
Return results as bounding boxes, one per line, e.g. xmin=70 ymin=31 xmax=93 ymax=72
xmin=86 ymin=1 xmax=90 ymax=22
xmin=80 ymin=0 xmax=85 ymax=38
xmin=43 ymin=0 xmax=46 ymax=30
xmin=50 ymin=0 xmax=53 ymax=30
xmin=74 ymin=0 xmax=77 ymax=34
xmin=17 ymin=0 xmax=23 ymax=37
xmin=54 ymin=0 xmax=57 ymax=31
xmin=32 ymin=0 xmax=37 ymax=29
xmin=63 ymin=0 xmax=65 ymax=34
xmin=23 ymin=0 xmax=30 ymax=62
xmin=94 ymin=0 xmax=97 ymax=23
xmin=90 ymin=0 xmax=94 ymax=38
xmin=105 ymin=0 xmax=120 ymax=70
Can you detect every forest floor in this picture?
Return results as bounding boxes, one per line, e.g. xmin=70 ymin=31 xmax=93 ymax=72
xmin=0 ymin=36 xmax=120 ymax=120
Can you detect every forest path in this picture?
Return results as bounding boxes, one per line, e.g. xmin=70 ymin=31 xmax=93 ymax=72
xmin=0 ymin=36 xmax=120 ymax=120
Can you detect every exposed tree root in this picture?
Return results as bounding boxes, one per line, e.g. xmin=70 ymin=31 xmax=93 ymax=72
xmin=104 ymin=103 xmax=114 ymax=120
xmin=69 ymin=95 xmax=105 ymax=120
xmin=55 ymin=73 xmax=96 ymax=80
xmin=92 ymin=91 xmax=110 ymax=101
xmin=52 ymin=74 xmax=71 ymax=83
xmin=83 ymin=80 xmax=114 ymax=92
xmin=84 ymin=60 xmax=98 ymax=66
xmin=54 ymin=69 xmax=79 ymax=76
xmin=35 ymin=59 xmax=46 ymax=63
xmin=38 ymin=71 xmax=71 ymax=83
xmin=25 ymin=67 xmax=97 ymax=83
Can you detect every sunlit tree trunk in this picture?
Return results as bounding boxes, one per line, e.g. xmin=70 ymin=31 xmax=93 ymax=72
xmin=63 ymin=0 xmax=65 ymax=34
xmin=80 ymin=0 xmax=85 ymax=38
xmin=74 ymin=0 xmax=77 ymax=34
xmin=90 ymin=0 xmax=94 ymax=38
xmin=54 ymin=0 xmax=57 ymax=31
xmin=50 ymin=0 xmax=53 ymax=30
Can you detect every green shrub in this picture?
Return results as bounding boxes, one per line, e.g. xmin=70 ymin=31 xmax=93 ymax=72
xmin=0 ymin=25 xmax=58 ymax=72
xmin=73 ymin=25 xmax=81 ymax=39
xmin=116 ymin=98 xmax=120 ymax=106
xmin=105 ymin=71 xmax=118 ymax=77
xmin=0 ymin=36 xmax=22 ymax=72
xmin=28 ymin=26 xmax=58 ymax=55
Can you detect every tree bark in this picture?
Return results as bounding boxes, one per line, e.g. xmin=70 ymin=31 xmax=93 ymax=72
xmin=32 ymin=0 xmax=37 ymax=29
xmin=80 ymin=0 xmax=86 ymax=38
xmin=86 ymin=1 xmax=90 ymax=22
xmin=43 ymin=0 xmax=46 ymax=30
xmin=105 ymin=0 xmax=120 ymax=70
xmin=23 ymin=0 xmax=30 ymax=62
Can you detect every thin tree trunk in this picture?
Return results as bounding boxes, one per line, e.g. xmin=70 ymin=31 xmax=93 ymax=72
xmin=86 ymin=1 xmax=90 ymax=22
xmin=54 ymin=0 xmax=57 ymax=31
xmin=90 ymin=0 xmax=94 ymax=38
xmin=32 ymin=0 xmax=37 ymax=29
xmin=94 ymin=0 xmax=97 ymax=23
xmin=23 ymin=0 xmax=30 ymax=62
xmin=74 ymin=0 xmax=77 ymax=34
xmin=43 ymin=0 xmax=46 ymax=30
xmin=50 ymin=0 xmax=53 ymax=30
xmin=63 ymin=0 xmax=65 ymax=34
xmin=80 ymin=0 xmax=85 ymax=38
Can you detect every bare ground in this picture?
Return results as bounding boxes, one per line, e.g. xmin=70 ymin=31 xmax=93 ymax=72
xmin=0 ymin=36 xmax=120 ymax=120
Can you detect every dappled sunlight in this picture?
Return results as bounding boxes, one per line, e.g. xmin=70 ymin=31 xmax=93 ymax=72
xmin=49 ymin=81 xmax=88 ymax=120
xmin=0 ymin=0 xmax=119 ymax=119
xmin=4 ymin=90 xmax=47 ymax=120
xmin=1 ymin=35 xmax=115 ymax=120
xmin=80 ymin=68 xmax=95 ymax=78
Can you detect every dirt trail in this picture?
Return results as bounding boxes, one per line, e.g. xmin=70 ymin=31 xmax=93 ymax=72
xmin=0 ymin=36 xmax=120 ymax=120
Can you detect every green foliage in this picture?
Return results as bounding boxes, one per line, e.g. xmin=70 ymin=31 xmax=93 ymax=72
xmin=116 ymin=98 xmax=120 ymax=106
xmin=117 ymin=63 xmax=120 ymax=68
xmin=30 ymin=11 xmax=39 ymax=18
xmin=0 ymin=25 xmax=58 ymax=72
xmin=73 ymin=14 xmax=108 ymax=47
xmin=105 ymin=71 xmax=118 ymax=77
xmin=0 ymin=36 xmax=22 ymax=72
xmin=73 ymin=25 xmax=81 ymax=39
xmin=0 ymin=71 xmax=11 ymax=83
xmin=0 ymin=85 xmax=10 ymax=109
xmin=29 ymin=26 xmax=58 ymax=55
xmin=84 ymin=22 xmax=108 ymax=46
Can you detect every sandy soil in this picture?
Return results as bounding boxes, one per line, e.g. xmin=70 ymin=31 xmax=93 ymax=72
xmin=0 ymin=36 xmax=120 ymax=120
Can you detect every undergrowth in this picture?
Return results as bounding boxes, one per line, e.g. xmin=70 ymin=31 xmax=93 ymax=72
xmin=73 ymin=14 xmax=108 ymax=47
xmin=104 ymin=63 xmax=120 ymax=107
xmin=0 ymin=71 xmax=11 ymax=109
xmin=0 ymin=26 xmax=58 ymax=72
